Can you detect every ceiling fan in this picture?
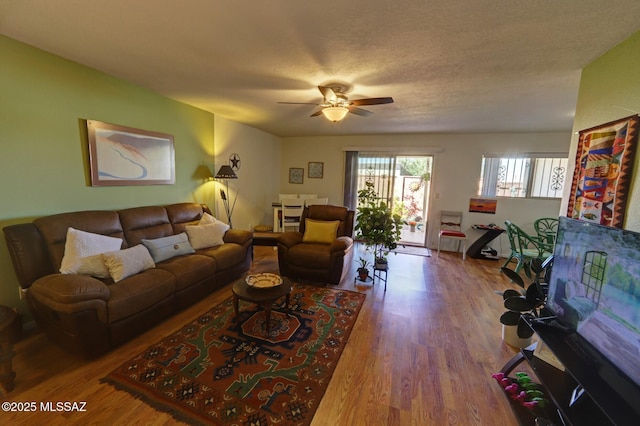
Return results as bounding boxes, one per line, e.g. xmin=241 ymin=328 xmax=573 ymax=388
xmin=278 ymin=85 xmax=394 ymax=122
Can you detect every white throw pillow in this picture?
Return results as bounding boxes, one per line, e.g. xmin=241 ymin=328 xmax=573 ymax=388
xmin=198 ymin=212 xmax=226 ymax=226
xmin=185 ymin=222 xmax=229 ymax=250
xmin=102 ymin=244 xmax=155 ymax=283
xmin=60 ymin=227 xmax=123 ymax=278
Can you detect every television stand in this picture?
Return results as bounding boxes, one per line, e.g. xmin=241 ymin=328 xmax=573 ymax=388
xmin=498 ymin=317 xmax=640 ymax=426
xmin=500 ymin=343 xmax=612 ymax=425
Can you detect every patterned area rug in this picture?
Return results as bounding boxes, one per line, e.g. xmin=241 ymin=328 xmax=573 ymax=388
xmin=102 ymin=284 xmax=366 ymax=425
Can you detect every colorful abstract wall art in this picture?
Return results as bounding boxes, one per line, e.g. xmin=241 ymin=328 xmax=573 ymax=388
xmin=567 ymin=115 xmax=639 ymax=228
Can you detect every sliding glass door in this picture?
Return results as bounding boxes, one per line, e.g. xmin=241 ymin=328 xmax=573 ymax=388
xmin=346 ymin=152 xmax=433 ymax=246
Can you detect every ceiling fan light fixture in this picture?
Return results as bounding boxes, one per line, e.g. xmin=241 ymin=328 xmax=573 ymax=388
xmin=322 ymin=106 xmax=349 ymax=122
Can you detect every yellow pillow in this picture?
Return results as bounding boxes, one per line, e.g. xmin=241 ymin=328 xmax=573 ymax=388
xmin=302 ymin=219 xmax=340 ymax=244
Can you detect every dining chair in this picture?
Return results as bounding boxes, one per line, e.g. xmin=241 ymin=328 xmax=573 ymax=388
xmin=502 ymin=220 xmax=553 ymax=275
xmin=278 ymin=193 xmax=298 ymax=200
xmin=280 ymin=198 xmax=305 ymax=232
xmin=534 ymin=217 xmax=559 ymax=247
xmin=304 ymin=197 xmax=329 ymax=206
xmin=298 ymin=194 xmax=318 ymax=201
xmin=437 ymin=211 xmax=467 ymax=260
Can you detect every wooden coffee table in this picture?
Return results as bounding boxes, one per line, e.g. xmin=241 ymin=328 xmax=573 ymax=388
xmin=232 ymin=275 xmax=292 ymax=336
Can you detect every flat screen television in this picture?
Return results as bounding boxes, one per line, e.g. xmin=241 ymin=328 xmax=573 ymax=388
xmin=545 ymin=216 xmax=640 ymax=420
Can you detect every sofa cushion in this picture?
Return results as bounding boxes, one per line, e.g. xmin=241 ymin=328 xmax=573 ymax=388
xmin=186 ymin=222 xmax=229 ymax=249
xmin=34 ymin=210 xmax=125 ymax=270
xmin=119 ymin=205 xmax=174 ymax=246
xmin=60 ymin=227 xmax=123 ymax=278
xmin=198 ymin=243 xmax=245 ymax=270
xmin=107 ymin=268 xmax=176 ymax=323
xmin=288 ymin=243 xmax=331 ymax=269
xmin=141 ymin=232 xmax=195 ymax=263
xmin=102 ymin=245 xmax=156 ymax=283
xmin=155 ymin=254 xmax=216 ymax=291
xmin=302 ymin=219 xmax=339 ymax=244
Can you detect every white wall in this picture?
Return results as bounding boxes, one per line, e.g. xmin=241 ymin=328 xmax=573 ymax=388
xmin=281 ymin=132 xmax=571 ymax=253
xmin=214 ymin=116 xmax=281 ymax=231
xmin=562 ymin=30 xmax=640 ymax=231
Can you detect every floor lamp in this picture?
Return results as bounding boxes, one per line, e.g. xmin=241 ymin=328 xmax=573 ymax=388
xmin=214 ymin=165 xmax=238 ymax=228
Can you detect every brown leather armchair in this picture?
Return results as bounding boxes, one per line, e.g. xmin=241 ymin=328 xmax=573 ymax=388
xmin=277 ymin=205 xmax=354 ymax=285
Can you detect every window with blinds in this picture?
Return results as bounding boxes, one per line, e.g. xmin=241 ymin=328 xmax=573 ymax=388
xmin=480 ymin=153 xmax=568 ymax=198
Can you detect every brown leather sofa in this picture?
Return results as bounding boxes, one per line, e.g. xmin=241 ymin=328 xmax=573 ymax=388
xmin=3 ymin=203 xmax=252 ymax=358
xmin=277 ymin=205 xmax=354 ymax=285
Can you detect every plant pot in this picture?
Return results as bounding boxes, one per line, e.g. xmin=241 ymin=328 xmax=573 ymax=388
xmin=502 ymin=324 xmax=533 ymax=348
xmin=357 ymin=269 xmax=369 ymax=281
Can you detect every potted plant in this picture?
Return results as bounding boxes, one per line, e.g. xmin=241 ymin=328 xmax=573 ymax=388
xmin=355 ymin=180 xmax=403 ymax=267
xmin=357 ymin=257 xmax=371 ymax=281
xmin=498 ymin=256 xmax=553 ymax=347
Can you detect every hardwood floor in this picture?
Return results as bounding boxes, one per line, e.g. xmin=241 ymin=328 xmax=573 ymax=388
xmin=2 ymin=245 xmax=525 ymax=425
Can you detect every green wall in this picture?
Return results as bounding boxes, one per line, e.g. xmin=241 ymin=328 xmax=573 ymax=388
xmin=0 ymin=35 xmax=217 ymax=321
xmin=564 ymin=30 xmax=640 ymax=231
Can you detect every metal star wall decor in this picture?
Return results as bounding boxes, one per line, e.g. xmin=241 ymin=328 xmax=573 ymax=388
xmin=229 ymin=153 xmax=241 ymax=170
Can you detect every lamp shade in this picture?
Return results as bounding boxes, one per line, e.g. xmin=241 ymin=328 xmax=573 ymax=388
xmin=322 ymin=106 xmax=349 ymax=122
xmin=214 ymin=165 xmax=237 ymax=179
xmin=193 ymin=165 xmax=214 ymax=181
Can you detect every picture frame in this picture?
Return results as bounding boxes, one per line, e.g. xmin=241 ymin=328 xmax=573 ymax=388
xmin=308 ymin=161 xmax=324 ymax=179
xmin=567 ymin=115 xmax=639 ymax=227
xmin=469 ymin=198 xmax=497 ymax=214
xmin=289 ymin=167 xmax=304 ymax=184
xmin=87 ymin=120 xmax=175 ymax=186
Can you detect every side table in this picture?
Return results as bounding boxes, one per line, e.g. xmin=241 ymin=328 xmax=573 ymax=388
xmin=0 ymin=305 xmax=18 ymax=393
xmin=373 ymin=263 xmax=388 ymax=291
xmin=467 ymin=224 xmax=504 ymax=260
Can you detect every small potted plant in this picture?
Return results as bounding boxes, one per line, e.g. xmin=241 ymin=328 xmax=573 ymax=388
xmin=357 ymin=257 xmax=371 ymax=281
xmin=498 ymin=256 xmax=553 ymax=347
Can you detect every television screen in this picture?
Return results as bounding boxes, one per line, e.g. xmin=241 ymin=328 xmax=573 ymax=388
xmin=547 ymin=217 xmax=640 ymax=387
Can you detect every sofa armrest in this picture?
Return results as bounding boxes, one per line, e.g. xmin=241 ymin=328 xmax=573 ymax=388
xmin=223 ymin=229 xmax=253 ymax=245
xmin=3 ymin=223 xmax=54 ymax=289
xmin=330 ymin=236 xmax=353 ymax=253
xmin=278 ymin=232 xmax=303 ymax=248
xmin=29 ymin=274 xmax=110 ymax=322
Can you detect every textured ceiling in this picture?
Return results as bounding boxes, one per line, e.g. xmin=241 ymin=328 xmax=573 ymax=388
xmin=2 ymin=0 xmax=640 ymax=137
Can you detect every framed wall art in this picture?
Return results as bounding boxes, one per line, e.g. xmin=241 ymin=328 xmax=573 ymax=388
xmin=567 ymin=115 xmax=639 ymax=228
xmin=87 ymin=120 xmax=175 ymax=186
xmin=308 ymin=161 xmax=324 ymax=178
xmin=469 ymin=198 xmax=497 ymax=214
xmin=289 ymin=167 xmax=304 ymax=184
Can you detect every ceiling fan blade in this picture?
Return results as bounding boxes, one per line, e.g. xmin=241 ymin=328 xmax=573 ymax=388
xmin=278 ymin=101 xmax=319 ymax=105
xmin=310 ymin=110 xmax=324 ymax=117
xmin=349 ymin=97 xmax=394 ymax=106
xmin=348 ymin=106 xmax=373 ymax=117
xmin=318 ymin=86 xmax=338 ymax=102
